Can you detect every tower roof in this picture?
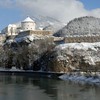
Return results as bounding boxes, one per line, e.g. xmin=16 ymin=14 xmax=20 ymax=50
xmin=22 ymin=17 xmax=34 ymax=22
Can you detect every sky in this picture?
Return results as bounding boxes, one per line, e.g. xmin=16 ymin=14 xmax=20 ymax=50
xmin=80 ymin=0 xmax=100 ymax=10
xmin=0 ymin=0 xmax=100 ymax=31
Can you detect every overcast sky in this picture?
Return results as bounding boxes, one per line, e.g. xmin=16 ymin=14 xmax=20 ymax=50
xmin=0 ymin=0 xmax=100 ymax=30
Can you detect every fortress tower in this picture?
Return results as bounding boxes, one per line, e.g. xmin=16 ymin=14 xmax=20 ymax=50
xmin=21 ymin=17 xmax=36 ymax=31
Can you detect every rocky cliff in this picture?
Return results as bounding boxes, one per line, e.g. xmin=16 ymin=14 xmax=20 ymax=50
xmin=45 ymin=43 xmax=100 ymax=72
xmin=1 ymin=34 xmax=100 ymax=73
xmin=0 ymin=34 xmax=55 ymax=71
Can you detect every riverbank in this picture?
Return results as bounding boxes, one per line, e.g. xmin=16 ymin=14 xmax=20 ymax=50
xmin=0 ymin=67 xmax=64 ymax=78
xmin=59 ymin=72 xmax=100 ymax=86
xmin=1 ymin=67 xmax=100 ymax=86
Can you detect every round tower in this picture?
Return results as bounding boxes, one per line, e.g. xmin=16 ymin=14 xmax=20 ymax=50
xmin=21 ymin=17 xmax=35 ymax=31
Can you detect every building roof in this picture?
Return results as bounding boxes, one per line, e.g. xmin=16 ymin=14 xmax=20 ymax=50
xmin=8 ymin=24 xmax=16 ymax=27
xmin=22 ymin=17 xmax=34 ymax=22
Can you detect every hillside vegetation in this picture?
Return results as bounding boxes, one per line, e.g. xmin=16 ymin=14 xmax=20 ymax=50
xmin=54 ymin=16 xmax=100 ymax=37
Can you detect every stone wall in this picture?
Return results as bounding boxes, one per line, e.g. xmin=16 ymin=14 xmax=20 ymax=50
xmin=64 ymin=35 xmax=100 ymax=43
xmin=16 ymin=30 xmax=52 ymax=38
xmin=30 ymin=30 xmax=52 ymax=35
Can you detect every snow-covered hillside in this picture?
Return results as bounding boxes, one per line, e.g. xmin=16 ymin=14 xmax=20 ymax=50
xmin=55 ymin=42 xmax=100 ymax=64
xmin=33 ymin=16 xmax=65 ymax=33
xmin=54 ymin=16 xmax=100 ymax=37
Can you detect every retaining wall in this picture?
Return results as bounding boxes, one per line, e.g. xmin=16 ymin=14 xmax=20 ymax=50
xmin=64 ymin=35 xmax=100 ymax=43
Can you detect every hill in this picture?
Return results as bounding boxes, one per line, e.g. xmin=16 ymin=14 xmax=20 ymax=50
xmin=54 ymin=16 xmax=100 ymax=37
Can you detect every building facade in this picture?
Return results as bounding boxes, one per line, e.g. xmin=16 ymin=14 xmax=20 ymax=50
xmin=1 ymin=24 xmax=17 ymax=36
xmin=21 ymin=17 xmax=36 ymax=31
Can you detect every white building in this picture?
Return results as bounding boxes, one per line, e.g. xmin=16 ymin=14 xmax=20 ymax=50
xmin=21 ymin=17 xmax=36 ymax=31
xmin=1 ymin=17 xmax=36 ymax=36
xmin=1 ymin=24 xmax=17 ymax=36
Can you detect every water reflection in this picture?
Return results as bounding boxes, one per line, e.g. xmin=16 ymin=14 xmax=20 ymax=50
xmin=0 ymin=75 xmax=100 ymax=100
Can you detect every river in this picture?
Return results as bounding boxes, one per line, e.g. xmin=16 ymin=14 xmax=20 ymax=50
xmin=0 ymin=75 xmax=100 ymax=100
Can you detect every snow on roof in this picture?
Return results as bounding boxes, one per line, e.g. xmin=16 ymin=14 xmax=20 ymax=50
xmin=8 ymin=24 xmax=16 ymax=27
xmin=22 ymin=17 xmax=34 ymax=22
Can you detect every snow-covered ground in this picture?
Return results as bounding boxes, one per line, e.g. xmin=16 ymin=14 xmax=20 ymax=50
xmin=0 ymin=67 xmax=22 ymax=72
xmin=55 ymin=42 xmax=100 ymax=51
xmin=59 ymin=72 xmax=100 ymax=86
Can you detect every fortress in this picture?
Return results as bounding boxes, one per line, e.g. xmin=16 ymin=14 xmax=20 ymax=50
xmin=1 ymin=16 xmax=100 ymax=43
xmin=0 ymin=17 xmax=52 ymax=43
xmin=1 ymin=17 xmax=52 ymax=36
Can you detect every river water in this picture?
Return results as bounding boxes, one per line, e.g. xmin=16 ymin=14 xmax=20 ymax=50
xmin=0 ymin=75 xmax=100 ymax=100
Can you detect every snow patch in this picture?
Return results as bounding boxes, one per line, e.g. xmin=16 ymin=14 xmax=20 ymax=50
xmin=9 ymin=67 xmax=22 ymax=71
xmin=15 ymin=34 xmax=47 ymax=43
xmin=55 ymin=42 xmax=100 ymax=51
xmin=59 ymin=72 xmax=100 ymax=85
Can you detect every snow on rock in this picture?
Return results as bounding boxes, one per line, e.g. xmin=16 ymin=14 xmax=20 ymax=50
xmin=47 ymin=42 xmax=100 ymax=72
xmin=15 ymin=34 xmax=44 ymax=43
xmin=3 ymin=34 xmax=55 ymax=72
xmin=5 ymin=34 xmax=54 ymax=45
xmin=0 ymin=67 xmax=22 ymax=71
xmin=9 ymin=66 xmax=22 ymax=71
xmin=55 ymin=42 xmax=100 ymax=51
xmin=5 ymin=39 xmax=15 ymax=44
xmin=59 ymin=72 xmax=100 ymax=85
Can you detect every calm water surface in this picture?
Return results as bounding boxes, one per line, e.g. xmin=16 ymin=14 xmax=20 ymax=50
xmin=0 ymin=75 xmax=100 ymax=100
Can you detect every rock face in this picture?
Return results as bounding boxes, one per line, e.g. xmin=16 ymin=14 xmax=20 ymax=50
xmin=1 ymin=34 xmax=100 ymax=73
xmin=45 ymin=43 xmax=100 ymax=72
xmin=1 ymin=34 xmax=55 ymax=70
xmin=1 ymin=35 xmax=100 ymax=73
xmin=54 ymin=16 xmax=100 ymax=37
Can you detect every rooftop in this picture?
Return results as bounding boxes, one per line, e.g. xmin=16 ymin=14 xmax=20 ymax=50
xmin=22 ymin=17 xmax=35 ymax=22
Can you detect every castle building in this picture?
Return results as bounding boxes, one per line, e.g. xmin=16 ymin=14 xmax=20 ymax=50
xmin=21 ymin=17 xmax=36 ymax=31
xmin=1 ymin=24 xmax=17 ymax=36
xmin=1 ymin=17 xmax=36 ymax=36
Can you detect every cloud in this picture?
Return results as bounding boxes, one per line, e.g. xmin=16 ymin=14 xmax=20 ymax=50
xmin=16 ymin=0 xmax=87 ymax=22
xmin=15 ymin=0 xmax=88 ymax=22
xmin=0 ymin=0 xmax=100 ymax=23
xmin=0 ymin=0 xmax=15 ymax=8
xmin=88 ymin=8 xmax=100 ymax=18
